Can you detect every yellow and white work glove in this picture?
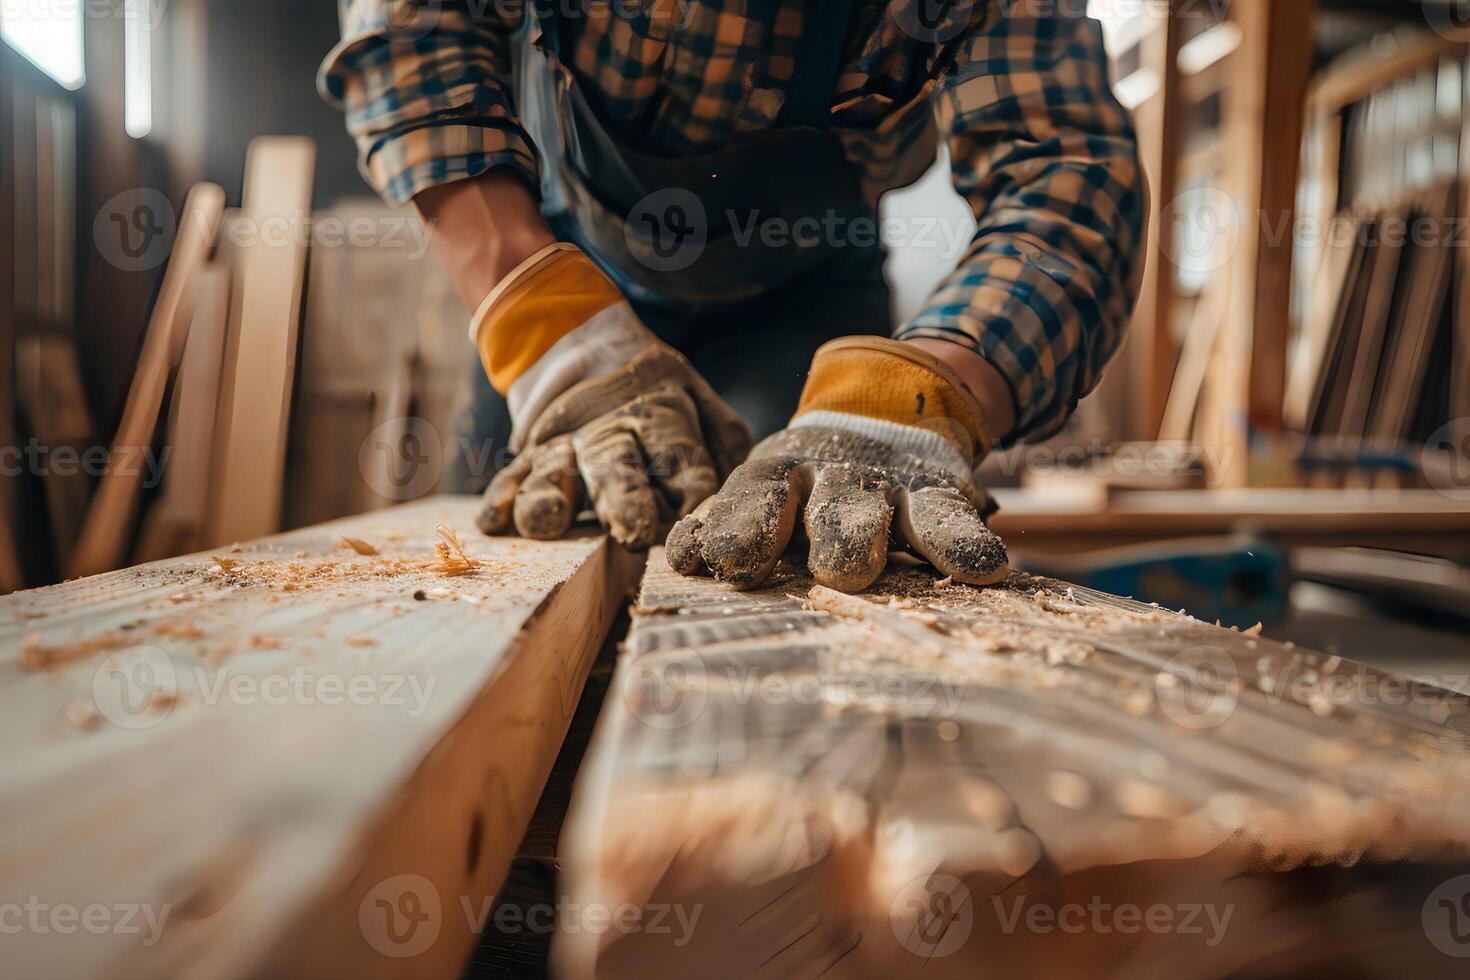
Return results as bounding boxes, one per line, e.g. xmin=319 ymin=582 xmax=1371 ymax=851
xmin=666 ymin=336 xmax=1009 ymax=591
xmin=472 ymin=243 xmax=752 ymax=549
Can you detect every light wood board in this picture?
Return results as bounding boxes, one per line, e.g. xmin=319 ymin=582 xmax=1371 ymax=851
xmin=2 ymin=497 xmax=643 ymax=979
xmin=209 ymin=137 xmax=315 ymax=546
xmin=556 ymin=550 xmax=1470 ymax=977
xmin=69 ymin=182 xmax=226 ymax=578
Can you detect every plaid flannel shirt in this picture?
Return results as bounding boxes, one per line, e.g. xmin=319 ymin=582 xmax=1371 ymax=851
xmin=320 ymin=0 xmax=1145 ymax=440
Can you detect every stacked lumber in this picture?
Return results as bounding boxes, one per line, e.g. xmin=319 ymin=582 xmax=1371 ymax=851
xmin=556 ymin=550 xmax=1470 ymax=977
xmin=2 ymin=498 xmax=643 ymax=980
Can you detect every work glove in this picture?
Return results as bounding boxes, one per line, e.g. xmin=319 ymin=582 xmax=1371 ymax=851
xmin=666 ymin=336 xmax=1009 ymax=592
xmin=471 ymin=243 xmax=751 ymax=549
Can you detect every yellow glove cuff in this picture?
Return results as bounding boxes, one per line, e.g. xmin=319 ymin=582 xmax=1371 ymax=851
xmin=470 ymin=244 xmax=624 ymax=394
xmin=794 ymin=337 xmax=992 ymax=462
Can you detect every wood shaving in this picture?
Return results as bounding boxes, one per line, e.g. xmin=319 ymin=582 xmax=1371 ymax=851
xmin=425 ymin=524 xmax=478 ymax=576
xmin=212 ymin=555 xmax=240 ymax=573
xmin=344 ymin=636 xmax=377 ymax=647
xmin=339 ymin=537 xmax=379 ymax=556
xmin=249 ymin=635 xmax=286 ymax=650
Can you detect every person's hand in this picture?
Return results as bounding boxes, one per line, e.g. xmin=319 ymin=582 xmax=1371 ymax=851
xmin=471 ymin=243 xmax=751 ymax=548
xmin=666 ymin=337 xmax=1008 ymax=592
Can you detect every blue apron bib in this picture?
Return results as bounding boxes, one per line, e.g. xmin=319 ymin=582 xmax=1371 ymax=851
xmin=515 ymin=0 xmax=876 ymax=312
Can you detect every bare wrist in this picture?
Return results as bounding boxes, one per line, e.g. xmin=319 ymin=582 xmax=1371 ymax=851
xmin=906 ymin=338 xmax=1018 ymax=441
xmin=414 ymin=170 xmax=557 ymax=311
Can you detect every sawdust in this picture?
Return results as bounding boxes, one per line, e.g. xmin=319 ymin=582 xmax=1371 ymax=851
xmin=64 ymin=702 xmax=101 ymax=731
xmin=19 ymin=630 xmax=131 ymax=672
xmin=154 ymin=619 xmax=204 ymax=640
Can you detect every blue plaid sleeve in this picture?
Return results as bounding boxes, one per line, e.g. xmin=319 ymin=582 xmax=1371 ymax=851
xmin=318 ymin=1 xmax=538 ymax=204
xmin=895 ymin=4 xmax=1146 ymax=443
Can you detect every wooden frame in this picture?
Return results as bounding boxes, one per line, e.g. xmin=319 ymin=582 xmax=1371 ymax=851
xmin=0 ymin=47 xmax=21 ymax=593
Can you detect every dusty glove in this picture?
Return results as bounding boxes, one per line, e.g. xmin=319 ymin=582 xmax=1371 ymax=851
xmin=666 ymin=336 xmax=1009 ymax=592
xmin=471 ymin=243 xmax=751 ymax=548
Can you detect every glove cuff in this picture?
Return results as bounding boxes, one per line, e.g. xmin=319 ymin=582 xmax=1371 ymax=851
xmin=469 ymin=243 xmax=624 ymax=394
xmin=794 ymin=336 xmax=992 ymax=462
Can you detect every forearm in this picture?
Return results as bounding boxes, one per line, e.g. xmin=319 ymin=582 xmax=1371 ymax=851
xmin=414 ymin=171 xmax=558 ymax=312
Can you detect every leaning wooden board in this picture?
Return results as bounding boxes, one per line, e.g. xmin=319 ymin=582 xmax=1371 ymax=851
xmin=1 ymin=497 xmax=643 ymax=979
xmin=556 ymin=550 xmax=1470 ymax=978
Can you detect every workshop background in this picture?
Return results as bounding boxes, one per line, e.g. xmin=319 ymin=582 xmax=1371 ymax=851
xmin=2 ymin=0 xmax=1469 ymax=681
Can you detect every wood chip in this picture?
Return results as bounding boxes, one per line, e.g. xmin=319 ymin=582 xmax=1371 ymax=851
xmin=65 ymin=702 xmax=101 ymax=731
xmin=339 ymin=537 xmax=379 ymax=556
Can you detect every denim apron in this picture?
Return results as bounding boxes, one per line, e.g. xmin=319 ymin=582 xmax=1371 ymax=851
xmin=514 ymin=0 xmax=875 ymax=311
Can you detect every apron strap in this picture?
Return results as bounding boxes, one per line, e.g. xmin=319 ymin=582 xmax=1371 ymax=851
xmin=780 ymin=0 xmax=855 ymax=128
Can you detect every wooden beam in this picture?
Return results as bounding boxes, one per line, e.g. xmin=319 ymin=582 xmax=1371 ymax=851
xmin=557 ymin=549 xmax=1470 ymax=975
xmin=1130 ymin=2 xmax=1185 ymax=439
xmin=0 ymin=49 xmax=19 ymax=594
xmin=1215 ymin=0 xmax=1316 ymax=485
xmin=2 ymin=499 xmax=643 ymax=979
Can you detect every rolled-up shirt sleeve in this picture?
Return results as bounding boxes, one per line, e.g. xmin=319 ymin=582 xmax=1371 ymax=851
xmin=895 ymin=5 xmax=1146 ymax=443
xmin=318 ymin=1 xmax=538 ymax=204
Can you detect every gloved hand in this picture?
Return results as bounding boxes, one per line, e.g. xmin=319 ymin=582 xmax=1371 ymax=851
xmin=471 ymin=243 xmax=751 ymax=548
xmin=666 ymin=337 xmax=1009 ymax=592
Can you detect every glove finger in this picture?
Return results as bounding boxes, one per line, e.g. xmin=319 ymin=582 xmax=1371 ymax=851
xmin=477 ymin=451 xmax=532 ymax=534
xmin=896 ymin=484 xmax=1010 ymax=586
xmin=688 ymin=458 xmax=803 ymax=589
xmin=575 ymin=424 xmax=661 ymax=550
xmin=647 ymin=440 xmax=720 ymax=521
xmin=512 ymin=437 xmax=582 ymax=540
xmin=680 ymin=369 xmax=754 ymax=477
xmin=666 ymin=497 xmax=714 ymax=577
xmin=803 ymin=467 xmax=894 ymax=592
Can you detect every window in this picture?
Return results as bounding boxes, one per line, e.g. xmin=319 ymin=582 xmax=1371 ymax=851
xmin=0 ymin=1 xmax=86 ymax=89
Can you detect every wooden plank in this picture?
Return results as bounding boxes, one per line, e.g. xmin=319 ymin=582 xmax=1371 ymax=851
xmin=1215 ymin=0 xmax=1315 ymax=484
xmin=209 ymin=137 xmax=315 ymax=546
xmin=1 ymin=497 xmax=643 ymax=979
xmin=0 ymin=48 xmax=22 ymax=594
xmin=557 ymin=550 xmax=1470 ymax=976
xmin=133 ymin=233 xmax=235 ymax=564
xmin=68 ymin=183 xmax=226 ymax=578
xmin=1128 ymin=4 xmax=1185 ymax=439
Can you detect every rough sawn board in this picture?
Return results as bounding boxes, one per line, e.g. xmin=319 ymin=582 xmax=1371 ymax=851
xmin=1 ymin=497 xmax=642 ymax=980
xmin=556 ymin=550 xmax=1470 ymax=978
